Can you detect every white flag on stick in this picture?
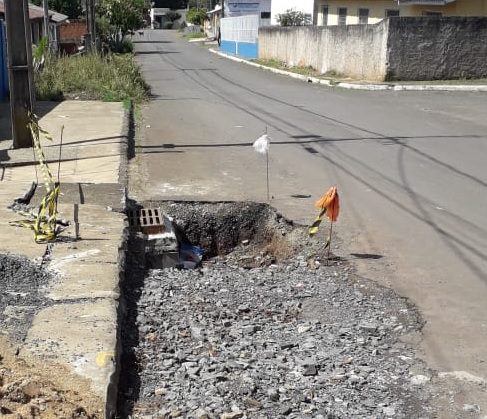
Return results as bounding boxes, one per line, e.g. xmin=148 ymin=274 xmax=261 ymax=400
xmin=252 ymin=134 xmax=271 ymax=201
xmin=252 ymin=134 xmax=270 ymax=154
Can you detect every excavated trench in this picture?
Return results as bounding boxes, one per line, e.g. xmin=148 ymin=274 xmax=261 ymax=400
xmin=116 ymin=201 xmax=435 ymax=419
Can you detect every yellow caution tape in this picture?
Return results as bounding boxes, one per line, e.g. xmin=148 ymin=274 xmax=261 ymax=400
xmin=10 ymin=113 xmax=60 ymax=243
xmin=308 ymin=208 xmax=327 ymax=237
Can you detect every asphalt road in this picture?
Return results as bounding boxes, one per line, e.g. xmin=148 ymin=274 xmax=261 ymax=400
xmin=132 ymin=30 xmax=487 ymax=386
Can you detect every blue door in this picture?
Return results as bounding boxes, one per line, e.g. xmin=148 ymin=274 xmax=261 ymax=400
xmin=0 ymin=19 xmax=8 ymax=101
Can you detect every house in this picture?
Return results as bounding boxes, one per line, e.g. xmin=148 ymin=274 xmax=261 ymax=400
xmin=59 ymin=19 xmax=87 ymax=54
xmin=28 ymin=3 xmax=68 ymax=51
xmin=225 ymin=0 xmax=272 ymax=22
xmin=207 ymin=0 xmax=272 ymax=37
xmin=271 ymin=0 xmax=315 ymax=25
xmin=150 ymin=0 xmax=188 ymax=29
xmin=0 ymin=1 xmax=67 ymax=48
xmin=313 ymin=0 xmax=487 ymax=26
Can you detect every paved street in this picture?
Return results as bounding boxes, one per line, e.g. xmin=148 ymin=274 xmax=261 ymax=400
xmin=132 ymin=29 xmax=487 ymax=388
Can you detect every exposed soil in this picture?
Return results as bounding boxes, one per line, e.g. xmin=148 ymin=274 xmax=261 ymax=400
xmin=0 ymin=337 xmax=103 ymax=418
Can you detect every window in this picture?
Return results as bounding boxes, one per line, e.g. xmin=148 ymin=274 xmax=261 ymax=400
xmin=261 ymin=11 xmax=271 ymax=19
xmin=358 ymin=8 xmax=369 ymax=24
xmin=385 ymin=9 xmax=400 ymax=17
xmin=322 ymin=6 xmax=329 ymax=26
xmin=338 ymin=7 xmax=347 ymax=26
xmin=423 ymin=11 xmax=442 ymax=17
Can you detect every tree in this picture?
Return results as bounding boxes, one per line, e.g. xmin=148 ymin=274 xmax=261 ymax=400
xmin=276 ymin=9 xmax=311 ymax=27
xmin=99 ymin=0 xmax=148 ymax=38
xmin=31 ymin=0 xmax=82 ymax=19
xmin=186 ymin=7 xmax=207 ymax=25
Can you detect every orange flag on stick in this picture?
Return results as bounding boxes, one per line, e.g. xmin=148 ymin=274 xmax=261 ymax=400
xmin=309 ymin=186 xmax=340 ymax=237
xmin=315 ymin=186 xmax=340 ymax=222
xmin=311 ymin=186 xmax=340 ymax=262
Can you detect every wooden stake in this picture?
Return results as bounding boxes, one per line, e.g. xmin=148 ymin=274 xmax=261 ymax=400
xmin=327 ymin=220 xmax=333 ymax=265
xmin=265 ymin=125 xmax=270 ymax=201
xmin=266 ymin=150 xmax=270 ymax=202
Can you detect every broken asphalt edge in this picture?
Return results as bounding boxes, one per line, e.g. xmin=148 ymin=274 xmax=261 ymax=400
xmin=209 ymin=49 xmax=487 ymax=93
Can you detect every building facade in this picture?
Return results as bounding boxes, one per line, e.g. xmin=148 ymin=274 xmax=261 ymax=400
xmin=314 ymin=0 xmax=487 ymax=26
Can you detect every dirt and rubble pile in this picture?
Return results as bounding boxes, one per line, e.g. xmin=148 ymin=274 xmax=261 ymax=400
xmin=0 ymin=338 xmax=103 ymax=418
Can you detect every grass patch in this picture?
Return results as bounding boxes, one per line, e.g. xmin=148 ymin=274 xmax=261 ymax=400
xmin=253 ymin=58 xmax=319 ymax=77
xmin=182 ymin=32 xmax=206 ymax=39
xmin=35 ymin=53 xmax=149 ymax=103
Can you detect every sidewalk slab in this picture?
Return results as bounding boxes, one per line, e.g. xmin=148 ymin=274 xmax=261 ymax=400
xmin=0 ymin=100 xmax=129 ymax=418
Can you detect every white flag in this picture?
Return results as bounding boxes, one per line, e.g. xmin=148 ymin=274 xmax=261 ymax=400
xmin=252 ymin=134 xmax=270 ymax=155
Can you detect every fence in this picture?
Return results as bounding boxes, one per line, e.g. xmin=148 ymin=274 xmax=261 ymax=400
xmin=220 ymin=14 xmax=259 ymax=59
xmin=259 ymin=17 xmax=487 ymax=82
xmin=0 ymin=20 xmax=8 ymax=100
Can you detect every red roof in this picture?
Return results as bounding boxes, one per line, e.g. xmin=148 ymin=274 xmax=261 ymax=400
xmin=0 ymin=1 xmax=46 ymax=20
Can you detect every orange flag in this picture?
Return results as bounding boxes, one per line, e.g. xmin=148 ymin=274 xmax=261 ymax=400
xmin=315 ymin=186 xmax=340 ymax=222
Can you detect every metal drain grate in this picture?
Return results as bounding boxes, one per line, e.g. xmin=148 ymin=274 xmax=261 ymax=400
xmin=127 ymin=207 xmax=165 ymax=234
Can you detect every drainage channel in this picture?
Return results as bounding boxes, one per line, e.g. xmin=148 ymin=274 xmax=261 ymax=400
xmin=116 ymin=201 xmax=434 ymax=419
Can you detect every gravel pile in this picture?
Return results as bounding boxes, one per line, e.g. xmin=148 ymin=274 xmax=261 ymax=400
xmin=0 ymin=253 xmax=50 ymax=342
xmin=121 ymin=252 xmax=435 ymax=418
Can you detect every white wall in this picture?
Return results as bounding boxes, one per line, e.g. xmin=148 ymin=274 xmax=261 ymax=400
xmin=271 ymin=0 xmax=315 ymax=25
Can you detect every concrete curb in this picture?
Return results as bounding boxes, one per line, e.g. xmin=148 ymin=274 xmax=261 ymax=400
xmin=106 ymin=104 xmax=132 ymax=418
xmin=209 ymin=49 xmax=487 ymax=93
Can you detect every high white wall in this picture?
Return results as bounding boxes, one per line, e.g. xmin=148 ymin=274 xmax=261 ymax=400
xmin=271 ymin=0 xmax=315 ymax=25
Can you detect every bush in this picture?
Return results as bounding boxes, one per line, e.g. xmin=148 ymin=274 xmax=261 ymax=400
xmin=166 ymin=11 xmax=181 ymax=22
xmin=277 ymin=9 xmax=312 ymax=26
xmin=35 ymin=53 xmax=148 ymax=103
xmin=186 ymin=7 xmax=206 ymax=25
xmin=163 ymin=22 xmax=174 ymax=29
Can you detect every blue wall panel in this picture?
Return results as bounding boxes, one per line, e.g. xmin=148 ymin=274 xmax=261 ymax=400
xmin=220 ymin=40 xmax=237 ymax=56
xmin=220 ymin=40 xmax=258 ymax=59
xmin=235 ymin=42 xmax=258 ymax=59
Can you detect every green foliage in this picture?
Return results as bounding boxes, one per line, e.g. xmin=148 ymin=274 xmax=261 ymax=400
xmin=35 ymin=53 xmax=149 ymax=103
xmin=186 ymin=7 xmax=207 ymax=25
xmin=33 ymin=37 xmax=48 ymax=62
xmin=276 ymin=9 xmax=312 ymax=26
xmin=182 ymin=31 xmax=205 ymax=39
xmin=31 ymin=0 xmax=82 ymax=19
xmin=100 ymin=0 xmax=147 ymax=37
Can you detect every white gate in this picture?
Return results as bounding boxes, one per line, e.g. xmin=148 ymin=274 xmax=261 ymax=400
xmin=220 ymin=14 xmax=259 ymax=59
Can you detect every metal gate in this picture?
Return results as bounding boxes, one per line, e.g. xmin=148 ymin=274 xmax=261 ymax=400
xmin=220 ymin=14 xmax=259 ymax=59
xmin=0 ymin=19 xmax=8 ymax=100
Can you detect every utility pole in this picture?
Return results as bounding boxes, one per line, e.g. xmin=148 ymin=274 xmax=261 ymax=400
xmin=23 ymin=0 xmax=36 ymax=107
xmin=85 ymin=0 xmax=96 ymax=51
xmin=43 ymin=0 xmax=49 ymax=40
xmin=4 ymin=0 xmax=33 ymax=148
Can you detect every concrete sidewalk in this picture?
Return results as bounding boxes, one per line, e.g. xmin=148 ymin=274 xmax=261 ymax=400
xmin=0 ymin=100 xmax=128 ymax=417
